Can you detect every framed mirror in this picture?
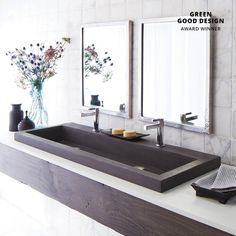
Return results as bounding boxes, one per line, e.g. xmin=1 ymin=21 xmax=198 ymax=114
xmin=81 ymin=21 xmax=132 ymax=118
xmin=140 ymin=17 xmax=211 ymax=133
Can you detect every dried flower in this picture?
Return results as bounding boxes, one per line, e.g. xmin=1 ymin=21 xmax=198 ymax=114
xmin=6 ymin=37 xmax=70 ymax=90
xmin=45 ymin=48 xmax=57 ymax=61
xmin=62 ymin=37 xmax=71 ymax=44
xmin=84 ymin=44 xmax=113 ymax=82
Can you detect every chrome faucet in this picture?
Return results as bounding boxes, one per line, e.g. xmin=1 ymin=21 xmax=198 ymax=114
xmin=144 ymin=119 xmax=164 ymax=147
xmin=81 ymin=107 xmax=99 ymax=132
xmin=180 ymin=112 xmax=198 ymax=123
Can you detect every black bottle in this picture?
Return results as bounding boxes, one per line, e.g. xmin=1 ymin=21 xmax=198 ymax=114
xmin=9 ymin=104 xmax=24 ymax=131
xmin=90 ymin=95 xmax=101 ymax=106
xmin=18 ymin=111 xmax=35 ymax=131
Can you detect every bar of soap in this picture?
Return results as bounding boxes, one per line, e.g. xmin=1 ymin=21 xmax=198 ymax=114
xmin=123 ymin=130 xmax=136 ymax=138
xmin=112 ymin=128 xmax=125 ymax=135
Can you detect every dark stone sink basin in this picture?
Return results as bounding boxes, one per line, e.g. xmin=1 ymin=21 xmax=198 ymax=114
xmin=15 ymin=123 xmax=220 ymax=192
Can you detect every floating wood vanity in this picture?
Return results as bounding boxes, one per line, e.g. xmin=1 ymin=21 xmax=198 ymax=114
xmin=0 ymin=143 xmax=231 ymax=236
xmin=0 ymin=128 xmax=235 ymax=235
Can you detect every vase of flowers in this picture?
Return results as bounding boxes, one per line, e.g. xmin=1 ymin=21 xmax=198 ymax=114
xmin=6 ymin=37 xmax=70 ymax=127
xmin=29 ymin=78 xmax=47 ymax=127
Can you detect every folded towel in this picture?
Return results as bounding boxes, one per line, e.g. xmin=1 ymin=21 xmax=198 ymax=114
xmin=193 ymin=164 xmax=236 ymax=193
xmin=194 ymin=171 xmax=217 ymax=189
xmin=211 ymin=164 xmax=236 ymax=191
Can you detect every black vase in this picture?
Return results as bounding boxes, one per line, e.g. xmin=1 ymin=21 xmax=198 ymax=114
xmin=9 ymin=104 xmax=24 ymax=131
xmin=18 ymin=111 xmax=35 ymax=131
xmin=90 ymin=95 xmax=101 ymax=106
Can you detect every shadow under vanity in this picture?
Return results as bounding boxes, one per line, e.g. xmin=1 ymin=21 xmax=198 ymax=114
xmin=9 ymin=16 xmax=230 ymax=236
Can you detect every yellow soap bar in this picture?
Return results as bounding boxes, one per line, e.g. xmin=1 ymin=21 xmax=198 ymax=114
xmin=112 ymin=128 xmax=125 ymax=135
xmin=123 ymin=130 xmax=136 ymax=138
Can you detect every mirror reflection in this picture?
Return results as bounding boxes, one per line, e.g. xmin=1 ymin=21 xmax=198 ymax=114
xmin=82 ymin=21 xmax=132 ymax=118
xmin=141 ymin=18 xmax=211 ymax=133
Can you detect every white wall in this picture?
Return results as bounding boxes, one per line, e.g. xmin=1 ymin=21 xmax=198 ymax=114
xmin=0 ymin=0 xmax=235 ymax=165
xmin=0 ymin=0 xmax=235 ymax=234
xmin=0 ymin=0 xmax=235 ymax=163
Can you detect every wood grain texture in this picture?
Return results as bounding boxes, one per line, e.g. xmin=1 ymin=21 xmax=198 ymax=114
xmin=0 ymin=143 xmax=231 ymax=236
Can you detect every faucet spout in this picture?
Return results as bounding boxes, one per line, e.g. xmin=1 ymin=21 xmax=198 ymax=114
xmin=81 ymin=107 xmax=99 ymax=132
xmin=144 ymin=119 xmax=164 ymax=147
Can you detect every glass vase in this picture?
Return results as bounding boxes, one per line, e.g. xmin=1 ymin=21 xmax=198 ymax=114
xmin=29 ymin=81 xmax=48 ymax=128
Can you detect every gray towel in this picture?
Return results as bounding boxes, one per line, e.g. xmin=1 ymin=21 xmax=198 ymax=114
xmin=194 ymin=164 xmax=236 ymax=192
xmin=211 ymin=164 xmax=236 ymax=191
xmin=194 ymin=171 xmax=217 ymax=189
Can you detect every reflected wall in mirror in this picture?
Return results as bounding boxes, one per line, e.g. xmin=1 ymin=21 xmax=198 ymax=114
xmin=82 ymin=21 xmax=132 ymax=118
xmin=140 ymin=17 xmax=211 ymax=133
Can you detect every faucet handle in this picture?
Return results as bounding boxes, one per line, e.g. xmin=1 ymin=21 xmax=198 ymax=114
xmin=80 ymin=108 xmax=96 ymax=117
xmin=88 ymin=107 xmax=96 ymax=111
xmin=152 ymin=118 xmax=164 ymax=125
xmin=88 ymin=107 xmax=99 ymax=113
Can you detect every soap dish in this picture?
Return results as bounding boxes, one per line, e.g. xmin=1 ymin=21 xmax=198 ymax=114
xmin=191 ymin=183 xmax=236 ymax=204
xmin=101 ymin=129 xmax=150 ymax=141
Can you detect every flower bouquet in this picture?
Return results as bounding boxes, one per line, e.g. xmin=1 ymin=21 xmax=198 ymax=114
xmin=84 ymin=44 xmax=113 ymax=82
xmin=6 ymin=37 xmax=70 ymax=127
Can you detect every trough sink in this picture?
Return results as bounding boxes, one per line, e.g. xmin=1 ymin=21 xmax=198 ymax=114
xmin=15 ymin=123 xmax=220 ymax=192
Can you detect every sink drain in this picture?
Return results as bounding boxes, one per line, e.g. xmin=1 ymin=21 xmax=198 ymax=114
xmin=134 ymin=166 xmax=145 ymax=170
